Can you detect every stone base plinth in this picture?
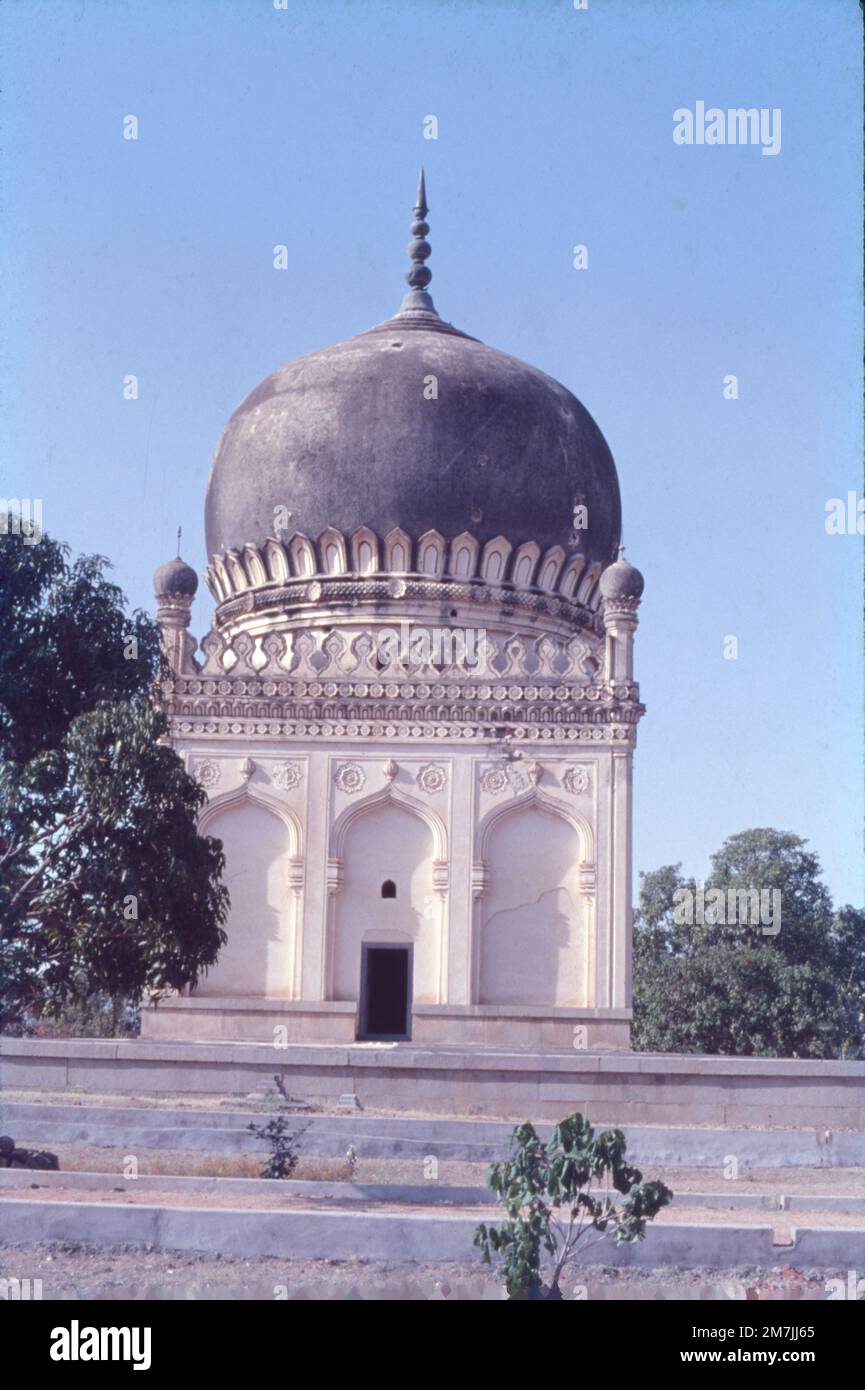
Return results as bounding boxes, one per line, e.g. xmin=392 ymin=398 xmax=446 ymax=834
xmin=138 ymin=996 xmax=631 ymax=1052
xmin=140 ymin=997 xmax=359 ymax=1045
xmin=2 ymin=1035 xmax=863 ymax=1128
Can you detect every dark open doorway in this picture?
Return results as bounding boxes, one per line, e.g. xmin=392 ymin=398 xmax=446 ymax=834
xmin=358 ymin=943 xmax=412 ymax=1041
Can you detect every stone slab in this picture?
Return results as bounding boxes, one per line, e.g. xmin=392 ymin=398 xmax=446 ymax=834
xmin=2 ymin=1036 xmax=863 ymax=1129
xmin=5 ymin=1103 xmax=865 ymax=1166
xmin=0 ymin=1198 xmax=801 ymax=1267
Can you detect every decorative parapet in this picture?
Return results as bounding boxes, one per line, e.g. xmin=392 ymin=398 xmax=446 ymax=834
xmin=175 ymin=625 xmax=606 ymax=684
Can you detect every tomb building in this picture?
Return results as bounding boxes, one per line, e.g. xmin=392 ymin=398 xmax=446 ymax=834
xmin=143 ymin=174 xmax=645 ymax=1050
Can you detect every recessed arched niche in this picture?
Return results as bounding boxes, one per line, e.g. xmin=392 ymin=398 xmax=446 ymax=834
xmin=196 ymin=798 xmax=296 ymax=997
xmin=479 ymin=802 xmax=589 ymax=1007
xmin=332 ymin=801 xmax=438 ymax=1005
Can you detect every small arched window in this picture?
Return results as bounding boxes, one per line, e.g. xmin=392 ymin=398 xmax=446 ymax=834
xmin=381 ymin=880 xmax=397 ymax=899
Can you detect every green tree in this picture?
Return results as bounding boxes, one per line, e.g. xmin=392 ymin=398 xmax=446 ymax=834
xmin=474 ymin=1113 xmax=672 ymax=1299
xmin=0 ymin=528 xmax=228 ymax=1030
xmin=0 ymin=529 xmax=159 ymax=763
xmin=632 ymin=829 xmax=864 ymax=1058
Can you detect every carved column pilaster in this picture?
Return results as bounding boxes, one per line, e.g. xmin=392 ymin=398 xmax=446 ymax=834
xmin=468 ymin=862 xmax=489 ymax=1004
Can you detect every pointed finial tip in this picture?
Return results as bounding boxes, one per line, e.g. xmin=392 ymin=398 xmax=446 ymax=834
xmin=399 ymin=168 xmax=436 ymax=314
xmin=176 ymin=525 xmax=183 ymax=558
xmin=416 ymin=166 xmax=428 ymax=216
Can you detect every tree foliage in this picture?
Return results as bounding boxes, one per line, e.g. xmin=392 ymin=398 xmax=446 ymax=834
xmin=0 ymin=528 xmax=228 ymax=1031
xmin=0 ymin=530 xmax=160 ymax=763
xmin=632 ymin=829 xmax=864 ymax=1058
xmin=474 ymin=1113 xmax=672 ymax=1299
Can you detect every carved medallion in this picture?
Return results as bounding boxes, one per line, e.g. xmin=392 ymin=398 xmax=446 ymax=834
xmin=417 ymin=764 xmax=448 ymax=795
xmin=563 ymin=765 xmax=591 ymax=795
xmin=193 ymin=758 xmax=220 ymax=789
xmin=335 ymin=762 xmax=366 ymax=794
xmin=480 ymin=765 xmax=509 ymax=795
xmin=272 ymin=761 xmax=303 ymax=791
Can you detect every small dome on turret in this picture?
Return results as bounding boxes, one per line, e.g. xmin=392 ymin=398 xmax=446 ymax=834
xmin=154 ymin=554 xmax=198 ymax=601
xmin=599 ymin=552 xmax=644 ymax=602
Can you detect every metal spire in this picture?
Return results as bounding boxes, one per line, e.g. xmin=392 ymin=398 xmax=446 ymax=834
xmin=176 ymin=525 xmax=183 ymax=558
xmin=398 ymin=168 xmax=437 ymax=315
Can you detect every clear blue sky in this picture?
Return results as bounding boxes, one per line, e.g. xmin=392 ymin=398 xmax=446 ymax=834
xmin=3 ymin=0 xmax=862 ymax=905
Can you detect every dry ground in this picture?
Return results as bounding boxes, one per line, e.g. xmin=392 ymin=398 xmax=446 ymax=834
xmin=0 ymin=1243 xmax=845 ymax=1302
xmin=7 ymin=1140 xmax=864 ymax=1197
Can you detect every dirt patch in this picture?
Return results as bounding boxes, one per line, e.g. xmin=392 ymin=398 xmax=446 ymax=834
xmin=0 ymin=1241 xmax=842 ymax=1301
xmin=9 ymin=1142 xmax=865 ymax=1198
xmin=8 ymin=1143 xmax=488 ymax=1185
xmin=0 ymin=1185 xmax=500 ymax=1216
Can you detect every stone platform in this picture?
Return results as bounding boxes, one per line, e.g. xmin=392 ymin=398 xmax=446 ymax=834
xmin=137 ymin=995 xmax=631 ymax=1050
xmin=2 ymin=1036 xmax=863 ymax=1128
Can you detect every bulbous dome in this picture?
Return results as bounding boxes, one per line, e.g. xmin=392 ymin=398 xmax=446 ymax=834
xmin=598 ymin=554 xmax=644 ymax=601
xmin=205 ymin=309 xmax=622 ymax=570
xmin=204 ymin=174 xmax=622 ymax=577
xmin=154 ymin=555 xmax=198 ymax=600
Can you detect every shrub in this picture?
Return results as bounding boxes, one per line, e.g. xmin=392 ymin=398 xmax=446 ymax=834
xmin=474 ymin=1112 xmax=672 ymax=1299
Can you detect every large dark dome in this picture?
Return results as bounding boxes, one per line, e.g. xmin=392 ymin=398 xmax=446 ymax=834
xmin=206 ymin=312 xmax=621 ymax=566
xmin=205 ymin=177 xmax=621 ymax=572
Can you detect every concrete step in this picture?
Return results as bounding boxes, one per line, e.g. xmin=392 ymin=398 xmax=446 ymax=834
xmin=1 ymin=1196 xmax=863 ymax=1269
xmin=3 ymin=1101 xmax=863 ymax=1166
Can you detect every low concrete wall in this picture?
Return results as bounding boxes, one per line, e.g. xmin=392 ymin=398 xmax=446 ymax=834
xmin=2 ymin=1168 xmax=862 ymax=1215
xmin=0 ymin=1198 xmax=860 ymax=1269
xmin=2 ymin=1036 xmax=863 ymax=1128
xmin=4 ymin=1102 xmax=865 ymax=1166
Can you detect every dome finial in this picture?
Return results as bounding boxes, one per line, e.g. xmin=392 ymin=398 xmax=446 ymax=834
xmin=398 ymin=167 xmax=437 ymax=315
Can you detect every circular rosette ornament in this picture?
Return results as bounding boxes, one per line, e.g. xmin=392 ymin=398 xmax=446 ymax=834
xmin=480 ymin=765 xmax=509 ymax=795
xmin=335 ymin=762 xmax=366 ymax=795
xmin=563 ymin=765 xmax=591 ymax=796
xmin=193 ymin=758 xmax=221 ymax=790
xmin=417 ymin=764 xmax=448 ymax=795
xmin=272 ymin=761 xmax=303 ymax=792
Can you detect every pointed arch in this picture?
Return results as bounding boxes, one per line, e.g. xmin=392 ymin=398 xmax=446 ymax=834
xmin=199 ymin=780 xmax=303 ymax=859
xmin=476 ymin=785 xmax=594 ymax=864
xmin=331 ymin=781 xmax=448 ymax=864
xmin=195 ymin=782 xmax=304 ymax=1000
